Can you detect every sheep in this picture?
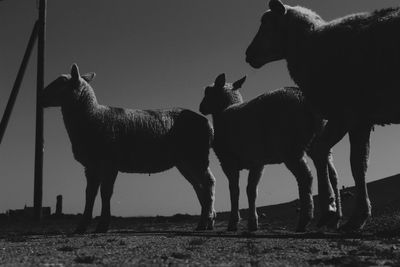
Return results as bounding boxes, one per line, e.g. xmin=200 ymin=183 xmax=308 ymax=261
xmin=199 ymin=73 xmax=339 ymax=232
xmin=41 ymin=64 xmax=216 ymax=233
xmin=245 ymin=0 xmax=400 ymax=231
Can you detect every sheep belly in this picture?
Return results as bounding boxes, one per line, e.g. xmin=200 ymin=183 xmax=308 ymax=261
xmin=230 ymin=128 xmax=301 ymax=166
xmin=217 ymin=117 xmax=308 ymax=168
xmin=117 ymin=145 xmax=177 ymax=174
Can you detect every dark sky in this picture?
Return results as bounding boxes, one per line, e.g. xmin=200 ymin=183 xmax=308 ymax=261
xmin=1 ymin=0 xmax=400 ymax=217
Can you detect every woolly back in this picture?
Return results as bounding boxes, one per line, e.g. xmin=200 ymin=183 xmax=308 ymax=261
xmin=199 ymin=74 xmax=246 ymax=116
xmin=286 ymin=6 xmax=324 ymax=29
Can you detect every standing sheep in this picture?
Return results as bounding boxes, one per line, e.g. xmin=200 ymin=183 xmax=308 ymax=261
xmin=42 ymin=64 xmax=216 ymax=233
xmin=245 ymin=0 xmax=400 ymax=231
xmin=199 ymin=73 xmax=339 ymax=232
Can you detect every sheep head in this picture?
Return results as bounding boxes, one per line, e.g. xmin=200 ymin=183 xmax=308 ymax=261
xmin=42 ymin=64 xmax=96 ymax=107
xmin=199 ymin=74 xmax=246 ymax=116
xmin=245 ymin=0 xmax=288 ymax=68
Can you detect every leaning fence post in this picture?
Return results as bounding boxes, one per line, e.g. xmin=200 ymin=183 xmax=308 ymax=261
xmin=0 ymin=22 xmax=38 ymax=145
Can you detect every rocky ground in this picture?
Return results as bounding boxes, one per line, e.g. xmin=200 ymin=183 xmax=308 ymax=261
xmin=0 ymin=211 xmax=400 ymax=266
xmin=2 ymin=175 xmax=400 ymax=266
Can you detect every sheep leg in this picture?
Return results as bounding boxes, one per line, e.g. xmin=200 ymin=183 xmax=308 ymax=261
xmin=341 ymin=124 xmax=372 ymax=232
xmin=285 ymin=156 xmax=314 ymax=232
xmin=326 ymin=152 xmax=342 ymax=229
xmin=222 ymin=166 xmax=241 ymax=231
xmin=202 ymin=167 xmax=217 ymax=230
xmin=74 ymin=168 xmax=101 ymax=234
xmin=177 ymin=164 xmax=211 ymax=231
xmin=95 ymin=169 xmax=118 ymax=233
xmin=246 ymin=166 xmax=264 ymax=232
xmin=311 ymin=119 xmax=348 ymax=228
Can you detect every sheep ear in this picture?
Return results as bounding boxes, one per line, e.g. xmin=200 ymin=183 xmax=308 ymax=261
xmin=81 ymin=72 xmax=96 ymax=83
xmin=232 ymin=76 xmax=247 ymax=90
xmin=214 ymin=73 xmax=226 ymax=87
xmin=71 ymin=63 xmax=80 ymax=81
xmin=269 ymin=0 xmax=286 ymax=16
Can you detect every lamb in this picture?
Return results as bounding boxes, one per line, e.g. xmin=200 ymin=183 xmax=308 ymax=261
xmin=245 ymin=0 xmax=400 ymax=231
xmin=199 ymin=73 xmax=339 ymax=232
xmin=41 ymin=64 xmax=216 ymax=233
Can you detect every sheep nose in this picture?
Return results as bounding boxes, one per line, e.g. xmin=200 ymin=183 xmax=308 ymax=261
xmin=245 ymin=52 xmax=253 ymax=64
xmin=245 ymin=47 xmax=251 ymax=58
xmin=245 ymin=48 xmax=255 ymax=63
xmin=245 ymin=55 xmax=254 ymax=66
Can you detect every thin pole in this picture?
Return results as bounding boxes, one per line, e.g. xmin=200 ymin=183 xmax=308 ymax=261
xmin=0 ymin=22 xmax=38 ymax=145
xmin=34 ymin=0 xmax=46 ymax=221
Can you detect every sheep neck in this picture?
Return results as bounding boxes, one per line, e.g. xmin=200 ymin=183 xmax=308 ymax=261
xmin=285 ymin=9 xmax=326 ymax=89
xmin=210 ymin=101 xmax=242 ymax=131
xmin=61 ymin=85 xmax=101 ymax=145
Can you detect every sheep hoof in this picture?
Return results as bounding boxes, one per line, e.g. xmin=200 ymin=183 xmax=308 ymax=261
xmin=206 ymin=219 xmax=215 ymax=230
xmin=326 ymin=214 xmax=342 ymax=230
xmin=339 ymin=222 xmax=364 ymax=233
xmin=206 ymin=211 xmax=217 ymax=230
xmin=196 ymin=218 xmax=215 ymax=231
xmin=295 ymin=221 xmax=309 ymax=233
xmin=316 ymin=210 xmax=336 ymax=228
xmin=247 ymin=218 xmax=258 ymax=232
xmin=248 ymin=224 xmax=258 ymax=232
xmin=296 ymin=213 xmax=313 ymax=232
xmin=195 ymin=223 xmax=207 ymax=231
xmin=339 ymin=217 xmax=368 ymax=233
xmin=340 ymin=200 xmax=371 ymax=232
xmin=227 ymin=222 xmax=239 ymax=232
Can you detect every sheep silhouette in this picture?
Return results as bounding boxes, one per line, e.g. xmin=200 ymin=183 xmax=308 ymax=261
xmin=199 ymin=73 xmax=339 ymax=232
xmin=42 ymin=64 xmax=216 ymax=233
xmin=245 ymin=0 xmax=400 ymax=231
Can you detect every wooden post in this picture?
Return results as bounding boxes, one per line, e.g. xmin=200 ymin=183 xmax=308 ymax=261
xmin=33 ymin=0 xmax=46 ymax=221
xmin=56 ymin=195 xmax=62 ymax=216
xmin=0 ymin=22 xmax=38 ymax=145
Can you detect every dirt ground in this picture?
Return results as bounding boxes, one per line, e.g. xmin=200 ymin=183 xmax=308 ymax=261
xmin=2 ymin=177 xmax=400 ymax=266
xmin=1 ymin=212 xmax=400 ymax=266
